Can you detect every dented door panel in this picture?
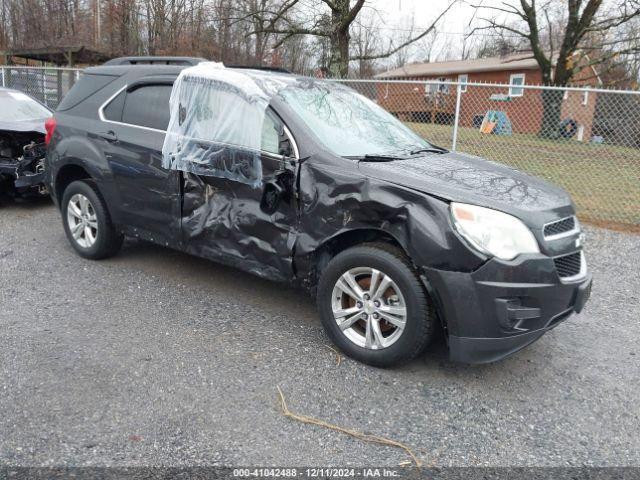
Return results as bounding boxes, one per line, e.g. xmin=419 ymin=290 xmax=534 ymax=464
xmin=180 ymin=150 xmax=296 ymax=282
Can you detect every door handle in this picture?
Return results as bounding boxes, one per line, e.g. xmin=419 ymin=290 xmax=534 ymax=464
xmin=98 ymin=130 xmax=118 ymax=142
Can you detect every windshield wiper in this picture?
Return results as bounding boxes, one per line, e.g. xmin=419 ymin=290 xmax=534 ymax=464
xmin=363 ymin=154 xmax=404 ymax=162
xmin=409 ymin=147 xmax=448 ymax=155
xmin=346 ymin=149 xmax=444 ymax=161
xmin=346 ymin=154 xmax=404 ymax=162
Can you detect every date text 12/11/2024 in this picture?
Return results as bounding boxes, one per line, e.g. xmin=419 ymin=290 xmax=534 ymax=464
xmin=232 ymin=468 xmax=403 ymax=477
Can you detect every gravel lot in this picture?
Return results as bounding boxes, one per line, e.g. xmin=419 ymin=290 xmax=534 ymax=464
xmin=0 ymin=198 xmax=639 ymax=468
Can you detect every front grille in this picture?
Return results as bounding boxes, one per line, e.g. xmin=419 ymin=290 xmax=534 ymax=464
xmin=554 ymin=252 xmax=583 ymax=278
xmin=544 ymin=216 xmax=576 ymax=238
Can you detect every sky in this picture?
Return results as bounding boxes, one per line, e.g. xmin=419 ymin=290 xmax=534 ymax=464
xmin=378 ymin=0 xmax=482 ymax=37
xmin=370 ymin=0 xmax=621 ymax=66
xmin=370 ymin=0 xmax=510 ymax=65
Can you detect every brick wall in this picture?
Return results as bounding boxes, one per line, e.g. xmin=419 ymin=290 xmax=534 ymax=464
xmin=375 ymin=66 xmax=597 ymax=140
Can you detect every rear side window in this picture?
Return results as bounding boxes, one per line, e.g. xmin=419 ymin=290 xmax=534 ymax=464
xmin=57 ymin=73 xmax=118 ymax=111
xmin=102 ymin=90 xmax=126 ymax=122
xmin=121 ymin=84 xmax=172 ymax=131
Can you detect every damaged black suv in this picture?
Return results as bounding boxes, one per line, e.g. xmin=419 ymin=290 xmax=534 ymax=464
xmin=45 ymin=57 xmax=592 ymax=366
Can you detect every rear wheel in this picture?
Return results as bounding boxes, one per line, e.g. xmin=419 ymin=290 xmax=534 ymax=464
xmin=61 ymin=180 xmax=123 ymax=259
xmin=317 ymin=243 xmax=436 ymax=367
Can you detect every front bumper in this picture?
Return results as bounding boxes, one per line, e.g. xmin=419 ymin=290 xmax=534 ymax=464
xmin=14 ymin=170 xmax=46 ymax=191
xmin=0 ymin=159 xmax=47 ymax=196
xmin=422 ymin=254 xmax=592 ymax=364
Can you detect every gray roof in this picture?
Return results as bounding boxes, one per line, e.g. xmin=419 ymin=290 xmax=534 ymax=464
xmin=375 ymin=53 xmax=543 ymax=79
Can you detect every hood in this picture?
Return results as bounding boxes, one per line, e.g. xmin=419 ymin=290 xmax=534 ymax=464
xmin=0 ymin=117 xmax=48 ymax=135
xmin=358 ymin=151 xmax=573 ymax=222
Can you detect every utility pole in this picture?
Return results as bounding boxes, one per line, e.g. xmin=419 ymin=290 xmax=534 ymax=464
xmin=94 ymin=0 xmax=102 ymax=47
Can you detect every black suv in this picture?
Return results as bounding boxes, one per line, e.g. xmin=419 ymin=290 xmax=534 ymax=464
xmin=45 ymin=57 xmax=592 ymax=366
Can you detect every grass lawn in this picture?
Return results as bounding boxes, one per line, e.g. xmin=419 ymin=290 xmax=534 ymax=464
xmin=406 ymin=122 xmax=640 ymax=230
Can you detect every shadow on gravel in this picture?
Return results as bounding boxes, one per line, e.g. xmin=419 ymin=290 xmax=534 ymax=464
xmin=113 ymin=238 xmax=469 ymax=371
xmin=47 ymin=214 xmax=527 ymax=377
xmin=115 ymin=237 xmax=317 ymax=320
xmin=115 ymin=237 xmax=549 ymax=378
xmin=0 ymin=194 xmax=53 ymax=210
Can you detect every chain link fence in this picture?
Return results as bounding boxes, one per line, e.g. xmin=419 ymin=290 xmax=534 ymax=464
xmin=1 ymin=66 xmax=638 ymax=229
xmin=339 ymin=79 xmax=640 ymax=230
xmin=1 ymin=66 xmax=80 ymax=109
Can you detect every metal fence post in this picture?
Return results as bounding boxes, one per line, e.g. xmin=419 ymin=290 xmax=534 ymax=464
xmin=451 ymin=82 xmax=462 ymax=151
xmin=1 ymin=67 xmax=5 ymax=87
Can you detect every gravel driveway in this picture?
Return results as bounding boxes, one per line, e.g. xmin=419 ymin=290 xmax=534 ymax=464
xmin=1 ymin=198 xmax=639 ymax=468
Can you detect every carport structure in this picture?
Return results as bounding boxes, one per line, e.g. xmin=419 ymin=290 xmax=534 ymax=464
xmin=0 ymin=46 xmax=111 ymax=66
xmin=0 ymin=46 xmax=113 ymax=109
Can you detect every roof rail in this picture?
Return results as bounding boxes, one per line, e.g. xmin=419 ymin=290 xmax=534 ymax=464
xmin=103 ymin=56 xmax=206 ymax=66
xmin=226 ymin=65 xmax=292 ymax=74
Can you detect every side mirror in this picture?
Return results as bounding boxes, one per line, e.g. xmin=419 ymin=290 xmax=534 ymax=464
xmin=277 ymin=125 xmax=294 ymax=158
xmin=278 ymin=138 xmax=293 ymax=158
xmin=260 ymin=179 xmax=285 ymax=215
xmin=260 ymin=170 xmax=294 ymax=214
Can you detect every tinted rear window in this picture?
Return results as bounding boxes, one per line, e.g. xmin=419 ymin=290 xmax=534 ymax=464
xmin=121 ymin=84 xmax=172 ymax=130
xmin=0 ymin=90 xmax=51 ymax=121
xmin=57 ymin=73 xmax=119 ymax=111
xmin=102 ymin=90 xmax=126 ymax=122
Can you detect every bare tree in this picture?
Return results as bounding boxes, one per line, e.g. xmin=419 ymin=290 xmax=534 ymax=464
xmin=351 ymin=9 xmax=381 ymax=77
xmin=474 ymin=35 xmax=524 ymax=58
xmin=102 ymin=0 xmax=143 ymax=55
xmin=249 ymin=0 xmax=457 ymax=78
xmin=472 ymin=0 xmax=640 ymax=137
xmin=382 ymin=12 xmax=439 ymax=69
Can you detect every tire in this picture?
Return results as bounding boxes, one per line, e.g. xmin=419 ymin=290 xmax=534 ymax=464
xmin=559 ymin=118 xmax=578 ymax=139
xmin=61 ymin=180 xmax=123 ymax=260
xmin=317 ymin=243 xmax=436 ymax=367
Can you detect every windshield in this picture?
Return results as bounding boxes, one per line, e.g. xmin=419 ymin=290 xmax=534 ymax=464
xmin=0 ymin=90 xmax=51 ymax=122
xmin=278 ymin=81 xmax=433 ymax=157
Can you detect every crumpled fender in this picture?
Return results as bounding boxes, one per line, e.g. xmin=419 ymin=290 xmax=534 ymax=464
xmin=293 ymin=155 xmax=486 ymax=286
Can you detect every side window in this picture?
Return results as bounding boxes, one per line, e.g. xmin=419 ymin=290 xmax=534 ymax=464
xmin=58 ymin=73 xmax=118 ymax=111
xmin=121 ymin=84 xmax=172 ymax=130
xmin=261 ymin=113 xmax=281 ymax=155
xmin=102 ymin=90 xmax=126 ymax=122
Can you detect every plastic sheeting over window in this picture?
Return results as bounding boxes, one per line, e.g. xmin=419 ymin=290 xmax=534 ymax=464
xmin=162 ymin=62 xmax=289 ymax=188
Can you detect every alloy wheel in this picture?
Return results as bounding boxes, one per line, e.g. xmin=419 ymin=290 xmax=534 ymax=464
xmin=331 ymin=267 xmax=407 ymax=350
xmin=66 ymin=193 xmax=98 ymax=248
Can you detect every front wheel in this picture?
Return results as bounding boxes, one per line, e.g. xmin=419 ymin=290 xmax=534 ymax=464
xmin=317 ymin=243 xmax=436 ymax=367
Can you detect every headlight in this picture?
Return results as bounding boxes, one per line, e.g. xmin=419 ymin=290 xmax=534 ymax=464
xmin=450 ymin=202 xmax=540 ymax=260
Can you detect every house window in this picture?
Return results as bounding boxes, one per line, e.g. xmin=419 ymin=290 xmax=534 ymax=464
xmin=582 ymin=89 xmax=589 ymax=105
xmin=425 ymin=77 xmax=450 ymax=95
xmin=458 ymin=74 xmax=468 ymax=93
xmin=509 ymin=73 xmax=525 ymax=97
xmin=437 ymin=77 xmax=449 ymax=94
